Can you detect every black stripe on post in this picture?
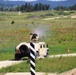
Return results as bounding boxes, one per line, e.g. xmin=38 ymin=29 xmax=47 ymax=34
xmin=30 ymin=43 xmax=34 ymax=48
xmin=30 ymin=42 xmax=35 ymax=75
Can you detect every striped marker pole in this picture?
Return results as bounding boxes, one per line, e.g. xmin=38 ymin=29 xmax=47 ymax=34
xmin=30 ymin=43 xmax=35 ymax=75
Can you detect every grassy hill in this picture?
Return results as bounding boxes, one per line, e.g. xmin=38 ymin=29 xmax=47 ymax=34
xmin=0 ymin=11 xmax=76 ymax=60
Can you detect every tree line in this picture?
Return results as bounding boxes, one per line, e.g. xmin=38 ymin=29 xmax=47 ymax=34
xmin=0 ymin=3 xmax=50 ymax=12
xmin=55 ymin=4 xmax=76 ymax=11
xmin=0 ymin=3 xmax=76 ymax=12
xmin=16 ymin=3 xmax=50 ymax=12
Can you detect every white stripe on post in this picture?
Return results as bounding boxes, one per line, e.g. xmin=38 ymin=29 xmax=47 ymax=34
xmin=30 ymin=53 xmax=35 ymax=59
xmin=30 ymin=60 xmax=35 ymax=67
xmin=30 ymin=43 xmax=35 ymax=75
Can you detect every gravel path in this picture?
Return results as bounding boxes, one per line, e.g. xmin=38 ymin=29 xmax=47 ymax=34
xmin=0 ymin=53 xmax=76 ymax=69
xmin=0 ymin=53 xmax=76 ymax=75
xmin=49 ymin=53 xmax=76 ymax=58
xmin=43 ymin=16 xmax=67 ymax=20
xmin=5 ymin=72 xmax=57 ymax=75
xmin=0 ymin=60 xmax=22 ymax=69
xmin=4 ymin=68 xmax=76 ymax=75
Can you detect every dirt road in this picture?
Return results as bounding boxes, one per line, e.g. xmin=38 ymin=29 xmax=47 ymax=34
xmin=5 ymin=68 xmax=76 ymax=75
xmin=49 ymin=53 xmax=76 ymax=58
xmin=5 ymin=72 xmax=57 ymax=75
xmin=0 ymin=60 xmax=22 ymax=69
xmin=4 ymin=68 xmax=76 ymax=75
xmin=0 ymin=53 xmax=76 ymax=75
xmin=43 ymin=16 xmax=67 ymax=20
xmin=0 ymin=53 xmax=76 ymax=69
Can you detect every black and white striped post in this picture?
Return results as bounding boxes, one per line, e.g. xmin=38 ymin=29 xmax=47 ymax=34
xmin=30 ymin=42 xmax=35 ymax=75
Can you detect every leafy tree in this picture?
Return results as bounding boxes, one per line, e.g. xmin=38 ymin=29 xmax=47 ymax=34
xmin=69 ymin=4 xmax=76 ymax=10
xmin=34 ymin=4 xmax=39 ymax=10
xmin=0 ymin=7 xmax=3 ymax=11
xmin=20 ymin=5 xmax=25 ymax=12
xmin=16 ymin=6 xmax=20 ymax=11
xmin=24 ymin=3 xmax=34 ymax=12
xmin=55 ymin=6 xmax=67 ymax=11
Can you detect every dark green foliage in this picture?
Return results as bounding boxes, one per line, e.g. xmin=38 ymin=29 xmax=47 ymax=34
xmin=69 ymin=4 xmax=76 ymax=10
xmin=0 ymin=3 xmax=50 ymax=12
xmin=11 ymin=21 xmax=15 ymax=24
xmin=20 ymin=3 xmax=50 ymax=12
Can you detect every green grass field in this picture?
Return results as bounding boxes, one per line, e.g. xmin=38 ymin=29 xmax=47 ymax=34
xmin=0 ymin=11 xmax=76 ymax=60
xmin=0 ymin=57 xmax=76 ymax=73
xmin=0 ymin=10 xmax=76 ymax=73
